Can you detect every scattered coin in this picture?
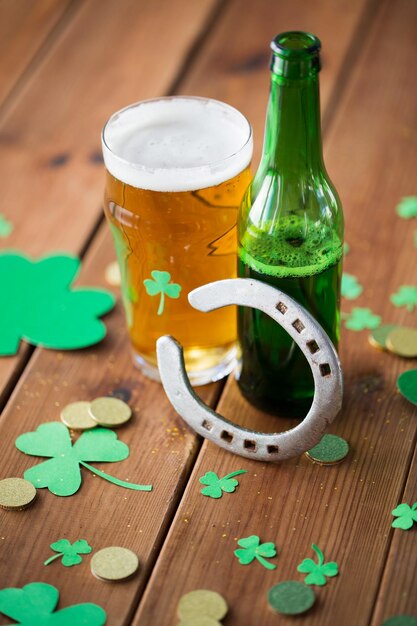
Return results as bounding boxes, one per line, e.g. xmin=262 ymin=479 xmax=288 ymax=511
xmin=178 ymin=590 xmax=228 ymax=621
xmin=368 ymin=324 xmax=397 ymax=350
xmin=90 ymin=546 xmax=139 ymax=582
xmin=0 ymin=477 xmax=37 ymax=510
xmin=305 ymin=433 xmax=349 ymax=465
xmin=267 ymin=580 xmax=316 ymax=616
xmin=178 ymin=618 xmax=222 ymax=626
xmin=61 ymin=401 xmax=97 ymax=430
xmin=89 ymin=397 xmax=132 ymax=427
xmin=397 ymin=369 xmax=417 ymax=406
xmin=386 ymin=327 xmax=417 ymax=358
xmin=105 ymin=261 xmax=121 ymax=286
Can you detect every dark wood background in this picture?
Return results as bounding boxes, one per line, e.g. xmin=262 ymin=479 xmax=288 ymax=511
xmin=0 ymin=1 xmax=416 ymax=624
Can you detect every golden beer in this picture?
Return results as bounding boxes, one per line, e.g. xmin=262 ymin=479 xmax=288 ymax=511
xmin=102 ymin=97 xmax=252 ymax=384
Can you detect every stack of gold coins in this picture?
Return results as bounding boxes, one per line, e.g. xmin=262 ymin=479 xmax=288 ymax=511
xmin=177 ymin=590 xmax=228 ymax=626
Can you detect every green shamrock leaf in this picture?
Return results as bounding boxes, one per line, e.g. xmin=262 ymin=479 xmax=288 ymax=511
xmin=391 ymin=502 xmax=417 ymax=530
xmin=234 ymin=535 xmax=277 ymax=570
xmin=143 ymin=270 xmax=181 ymax=315
xmin=396 ymin=196 xmax=417 ymax=219
xmin=44 ymin=538 xmax=92 ymax=567
xmin=344 ymin=307 xmax=381 ymax=331
xmin=15 ymin=422 xmax=152 ymax=496
xmin=199 ymin=469 xmax=247 ymax=499
xmin=391 ymin=286 xmax=417 ymax=312
xmin=0 ymin=582 xmax=106 ymax=625
xmin=0 ymin=214 xmax=13 ymax=238
xmin=341 ymin=273 xmax=363 ymax=300
xmin=0 ymin=253 xmax=115 ymax=356
xmin=297 ymin=544 xmax=339 ymax=586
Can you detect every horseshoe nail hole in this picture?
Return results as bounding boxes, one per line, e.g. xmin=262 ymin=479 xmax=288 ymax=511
xmin=221 ymin=430 xmax=233 ymax=443
xmin=292 ymin=319 xmax=305 ymax=333
xmin=307 ymin=339 xmax=320 ymax=354
xmin=244 ymin=439 xmax=257 ymax=452
xmin=267 ymin=445 xmax=279 ymax=454
xmin=276 ymin=301 xmax=288 ymax=314
xmin=202 ymin=420 xmax=213 ymax=431
xmin=319 ymin=363 xmax=331 ymax=377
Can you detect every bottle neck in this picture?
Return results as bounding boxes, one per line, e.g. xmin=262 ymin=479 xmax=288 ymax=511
xmin=261 ymin=73 xmax=323 ymax=175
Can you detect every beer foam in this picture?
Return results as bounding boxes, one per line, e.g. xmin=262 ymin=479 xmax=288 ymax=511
xmin=102 ymin=97 xmax=252 ymax=192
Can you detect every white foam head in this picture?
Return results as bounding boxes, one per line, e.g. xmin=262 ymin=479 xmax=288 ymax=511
xmin=102 ymin=97 xmax=252 ymax=192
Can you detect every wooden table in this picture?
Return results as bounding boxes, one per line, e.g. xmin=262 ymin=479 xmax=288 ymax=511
xmin=0 ymin=1 xmax=416 ymax=624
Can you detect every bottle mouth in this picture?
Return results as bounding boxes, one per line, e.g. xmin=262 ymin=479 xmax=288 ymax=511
xmin=270 ymin=31 xmax=321 ymax=78
xmin=271 ymin=31 xmax=321 ymax=56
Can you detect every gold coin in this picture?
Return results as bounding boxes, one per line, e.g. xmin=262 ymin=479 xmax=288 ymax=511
xmin=368 ymin=324 xmax=397 ymax=350
xmin=386 ymin=327 xmax=417 ymax=358
xmin=178 ymin=618 xmax=222 ymax=626
xmin=89 ymin=397 xmax=132 ymax=427
xmin=61 ymin=401 xmax=97 ymax=430
xmin=0 ymin=477 xmax=37 ymax=510
xmin=104 ymin=261 xmax=121 ymax=286
xmin=90 ymin=546 xmax=139 ymax=581
xmin=178 ymin=590 xmax=228 ymax=621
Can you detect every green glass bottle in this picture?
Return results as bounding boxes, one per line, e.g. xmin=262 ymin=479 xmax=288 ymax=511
xmin=237 ymin=32 xmax=343 ymax=416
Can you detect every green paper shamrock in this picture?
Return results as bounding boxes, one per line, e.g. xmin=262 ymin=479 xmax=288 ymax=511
xmin=0 ymin=214 xmax=13 ymax=238
xmin=234 ymin=535 xmax=277 ymax=570
xmin=44 ymin=539 xmax=92 ymax=567
xmin=143 ymin=270 xmax=181 ymax=315
xmin=341 ymin=273 xmax=363 ymax=300
xmin=391 ymin=503 xmax=417 ymax=530
xmin=391 ymin=286 xmax=417 ymax=312
xmin=344 ymin=307 xmax=381 ymax=331
xmin=0 ymin=253 xmax=115 ymax=356
xmin=297 ymin=544 xmax=339 ymax=586
xmin=0 ymin=582 xmax=106 ymax=625
xmin=396 ymin=196 xmax=417 ymax=219
xmin=199 ymin=469 xmax=247 ymax=499
xmin=15 ymin=422 xmax=152 ymax=496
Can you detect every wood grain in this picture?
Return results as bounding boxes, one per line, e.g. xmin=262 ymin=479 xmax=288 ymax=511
xmin=0 ymin=0 xmax=74 ymax=104
xmin=0 ymin=0 xmax=218 ymax=404
xmin=176 ymin=0 xmax=371 ymax=164
xmin=134 ymin=0 xmax=417 ymax=624
xmin=0 ymin=223 xmax=220 ymax=625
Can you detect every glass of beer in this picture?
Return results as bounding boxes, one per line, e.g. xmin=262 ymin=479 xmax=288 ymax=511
xmin=101 ymin=96 xmax=252 ymax=385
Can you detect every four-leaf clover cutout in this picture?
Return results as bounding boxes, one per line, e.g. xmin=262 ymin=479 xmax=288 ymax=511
xmin=143 ymin=270 xmax=181 ymax=315
xmin=391 ymin=502 xmax=417 ymax=530
xmin=0 ymin=253 xmax=115 ymax=355
xmin=0 ymin=582 xmax=106 ymax=625
xmin=297 ymin=544 xmax=339 ymax=586
xmin=234 ymin=535 xmax=277 ymax=570
xmin=390 ymin=286 xmax=417 ymax=312
xmin=199 ymin=469 xmax=247 ymax=499
xmin=15 ymin=422 xmax=152 ymax=496
xmin=44 ymin=539 xmax=92 ymax=567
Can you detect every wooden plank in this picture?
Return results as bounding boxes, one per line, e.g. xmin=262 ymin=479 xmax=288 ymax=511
xmin=0 ymin=222 xmax=221 ymax=626
xmin=0 ymin=0 xmax=74 ymax=104
xmin=0 ymin=0 xmax=219 ymax=402
xmin=175 ymin=0 xmax=372 ymax=164
xmin=371 ymin=446 xmax=417 ymax=625
xmin=134 ymin=1 xmax=417 ymax=625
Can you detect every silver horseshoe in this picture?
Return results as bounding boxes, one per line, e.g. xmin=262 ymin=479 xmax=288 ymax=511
xmin=157 ymin=278 xmax=343 ymax=462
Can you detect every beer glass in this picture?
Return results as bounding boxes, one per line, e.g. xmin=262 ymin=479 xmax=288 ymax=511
xmin=102 ymin=97 xmax=252 ymax=385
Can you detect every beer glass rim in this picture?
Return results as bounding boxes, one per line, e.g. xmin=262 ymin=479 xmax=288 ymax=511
xmin=101 ymin=96 xmax=252 ymax=192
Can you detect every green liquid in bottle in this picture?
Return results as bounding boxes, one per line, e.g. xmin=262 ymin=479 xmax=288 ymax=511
xmin=238 ymin=216 xmax=342 ymax=415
